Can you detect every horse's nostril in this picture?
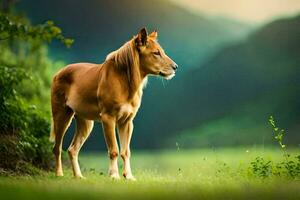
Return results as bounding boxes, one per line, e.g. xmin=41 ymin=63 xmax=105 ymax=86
xmin=172 ymin=64 xmax=178 ymax=70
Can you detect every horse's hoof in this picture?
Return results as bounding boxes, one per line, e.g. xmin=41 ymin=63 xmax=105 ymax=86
xmin=109 ymin=173 xmax=121 ymax=180
xmin=74 ymin=175 xmax=86 ymax=179
xmin=55 ymin=172 xmax=64 ymax=177
xmin=124 ymin=174 xmax=136 ymax=181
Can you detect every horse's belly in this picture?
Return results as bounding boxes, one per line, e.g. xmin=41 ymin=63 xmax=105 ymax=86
xmin=72 ymin=104 xmax=100 ymax=120
xmin=66 ymin=88 xmax=100 ymax=121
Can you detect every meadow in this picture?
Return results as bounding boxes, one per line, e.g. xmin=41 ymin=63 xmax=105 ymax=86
xmin=1 ymin=147 xmax=299 ymax=200
xmin=1 ymin=2 xmax=300 ymax=200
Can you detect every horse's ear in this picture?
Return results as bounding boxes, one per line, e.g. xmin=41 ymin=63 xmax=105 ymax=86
xmin=136 ymin=27 xmax=148 ymax=46
xmin=149 ymin=30 xmax=158 ymax=39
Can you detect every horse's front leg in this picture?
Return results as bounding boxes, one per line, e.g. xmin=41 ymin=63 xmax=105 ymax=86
xmin=117 ymin=120 xmax=135 ymax=180
xmin=101 ymin=114 xmax=120 ymax=179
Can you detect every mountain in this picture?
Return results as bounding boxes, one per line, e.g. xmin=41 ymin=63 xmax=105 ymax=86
xmin=136 ymin=14 xmax=300 ymax=148
xmin=17 ymin=0 xmax=252 ymax=70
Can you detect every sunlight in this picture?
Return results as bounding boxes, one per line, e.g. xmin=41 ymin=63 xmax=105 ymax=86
xmin=170 ymin=0 xmax=300 ymax=23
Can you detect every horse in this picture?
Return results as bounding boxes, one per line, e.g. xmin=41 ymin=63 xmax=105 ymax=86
xmin=50 ymin=28 xmax=177 ymax=180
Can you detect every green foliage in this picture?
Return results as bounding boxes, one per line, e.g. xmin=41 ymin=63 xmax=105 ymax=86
xmin=0 ymin=8 xmax=72 ymax=175
xmin=0 ymin=10 xmax=70 ymax=114
xmin=0 ymin=66 xmax=28 ymax=134
xmin=276 ymin=155 xmax=300 ymax=178
xmin=248 ymin=116 xmax=300 ymax=179
xmin=250 ymin=157 xmax=272 ymax=178
xmin=269 ymin=116 xmax=286 ymax=149
xmin=0 ymin=66 xmax=52 ymax=174
xmin=0 ymin=13 xmax=73 ymax=47
xmin=269 ymin=116 xmax=300 ymax=178
xmin=249 ymin=155 xmax=300 ymax=179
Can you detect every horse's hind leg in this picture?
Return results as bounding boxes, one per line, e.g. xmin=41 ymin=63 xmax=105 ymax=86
xmin=52 ymin=106 xmax=74 ymax=176
xmin=68 ymin=116 xmax=94 ymax=178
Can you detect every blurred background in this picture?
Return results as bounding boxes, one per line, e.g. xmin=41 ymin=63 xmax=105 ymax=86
xmin=14 ymin=0 xmax=300 ymax=150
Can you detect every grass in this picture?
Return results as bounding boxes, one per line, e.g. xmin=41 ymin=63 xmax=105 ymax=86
xmin=1 ymin=147 xmax=300 ymax=200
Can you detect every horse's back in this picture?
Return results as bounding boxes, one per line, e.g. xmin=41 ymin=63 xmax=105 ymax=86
xmin=53 ymin=62 xmax=100 ymax=82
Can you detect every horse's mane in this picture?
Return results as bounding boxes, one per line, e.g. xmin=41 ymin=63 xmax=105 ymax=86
xmin=105 ymin=38 xmax=145 ymax=97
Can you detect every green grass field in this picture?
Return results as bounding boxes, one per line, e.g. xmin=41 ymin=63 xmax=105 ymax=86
xmin=1 ymin=147 xmax=300 ymax=200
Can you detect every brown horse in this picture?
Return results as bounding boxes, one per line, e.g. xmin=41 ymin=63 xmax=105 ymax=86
xmin=50 ymin=28 xmax=177 ymax=180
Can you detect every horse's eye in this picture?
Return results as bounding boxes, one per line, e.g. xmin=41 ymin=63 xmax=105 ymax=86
xmin=153 ymin=50 xmax=161 ymax=56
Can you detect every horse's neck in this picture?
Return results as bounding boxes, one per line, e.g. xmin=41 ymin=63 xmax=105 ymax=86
xmin=127 ymin=67 xmax=145 ymax=99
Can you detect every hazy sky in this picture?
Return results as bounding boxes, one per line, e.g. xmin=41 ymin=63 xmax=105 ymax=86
xmin=170 ymin=0 xmax=300 ymax=23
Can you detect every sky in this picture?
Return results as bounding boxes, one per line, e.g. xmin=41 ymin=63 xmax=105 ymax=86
xmin=170 ymin=0 xmax=300 ymax=24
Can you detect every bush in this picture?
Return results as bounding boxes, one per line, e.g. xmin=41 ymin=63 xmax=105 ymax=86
xmin=248 ymin=116 xmax=300 ymax=179
xmin=0 ymin=66 xmax=52 ymax=175
xmin=0 ymin=8 xmax=72 ymax=175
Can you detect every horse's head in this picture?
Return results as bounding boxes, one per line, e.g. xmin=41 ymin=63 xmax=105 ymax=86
xmin=135 ymin=28 xmax=178 ymax=80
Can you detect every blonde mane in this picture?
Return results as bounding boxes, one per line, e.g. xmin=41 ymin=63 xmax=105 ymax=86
xmin=105 ymin=39 xmax=144 ymax=97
